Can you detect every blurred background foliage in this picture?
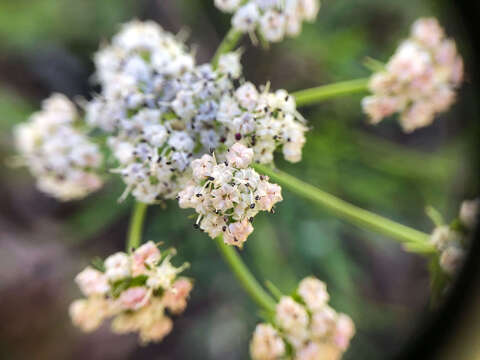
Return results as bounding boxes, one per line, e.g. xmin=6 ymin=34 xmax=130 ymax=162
xmin=0 ymin=1 xmax=478 ymax=359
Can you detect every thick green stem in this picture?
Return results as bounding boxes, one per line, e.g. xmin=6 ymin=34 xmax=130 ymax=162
xmin=212 ymin=28 xmax=243 ymax=67
xmin=292 ymin=78 xmax=370 ymax=107
xmin=127 ymin=202 xmax=148 ymax=252
xmin=213 ymin=236 xmax=276 ymax=312
xmin=253 ymin=164 xmax=435 ymax=253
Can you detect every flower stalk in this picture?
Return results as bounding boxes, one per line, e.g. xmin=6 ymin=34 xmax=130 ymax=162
xmin=212 ymin=27 xmax=243 ymax=67
xmin=292 ymin=78 xmax=370 ymax=107
xmin=127 ymin=202 xmax=148 ymax=251
xmin=213 ymin=235 xmax=276 ymax=312
xmin=253 ymin=164 xmax=435 ymax=253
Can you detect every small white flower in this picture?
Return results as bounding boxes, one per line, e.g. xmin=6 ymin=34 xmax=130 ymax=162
xmin=333 ymin=314 xmax=355 ymax=351
xmin=105 ymin=252 xmax=131 ymax=282
xmin=235 ymin=82 xmax=260 ymax=111
xmin=191 ymin=154 xmax=216 ymax=179
xmin=168 ymin=131 xmax=196 ymax=153
xmin=118 ymin=286 xmax=151 ymax=310
xmin=294 ymin=342 xmax=341 ymax=360
xmin=214 ymin=0 xmax=242 ymax=12
xmin=75 ymin=266 xmax=110 ymax=297
xmin=440 ymin=245 xmax=465 ymax=275
xmin=226 ymin=142 xmax=254 ymax=168
xmin=260 ymin=10 xmax=287 ymax=42
xmin=276 ymin=297 xmax=309 ymax=337
xmin=162 ymin=278 xmax=193 ymax=314
xmin=132 ymin=241 xmax=162 ymax=276
xmin=310 ymin=306 xmax=337 ymax=339
xmin=146 ymin=257 xmax=184 ymax=290
xmin=362 ymin=96 xmax=401 ymax=124
xmin=218 ymin=52 xmax=243 ymax=79
xmin=298 ymin=0 xmax=321 ymax=22
xmin=232 ymin=3 xmax=261 ymax=32
xmin=69 ymin=297 xmax=112 ymax=332
xmin=224 ymin=219 xmax=254 ymax=247
xmin=250 ymin=323 xmax=286 ymax=360
xmin=298 ymin=277 xmax=329 ymax=311
xmin=430 ymin=226 xmax=455 ymax=252
xmin=459 ymin=199 xmax=479 ymax=230
xmin=412 ymin=17 xmax=445 ymax=48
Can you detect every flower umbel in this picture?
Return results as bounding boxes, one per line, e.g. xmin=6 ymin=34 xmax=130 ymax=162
xmin=178 ymin=143 xmax=283 ymax=247
xmin=214 ymin=0 xmax=321 ymax=43
xmin=429 ymin=199 xmax=478 ymax=275
xmin=362 ymin=17 xmax=463 ymax=132
xmin=14 ymin=94 xmax=103 ymax=201
xmin=250 ymin=276 xmax=355 ymax=360
xmin=69 ymin=242 xmax=192 ymax=344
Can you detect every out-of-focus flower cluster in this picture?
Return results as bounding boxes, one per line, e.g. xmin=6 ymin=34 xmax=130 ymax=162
xmin=250 ymin=277 xmax=355 ymax=360
xmin=362 ymin=18 xmax=463 ymax=132
xmin=430 ymin=199 xmax=478 ymax=275
xmin=85 ymin=20 xmax=307 ymax=204
xmin=177 ymin=143 xmax=282 ymax=247
xmin=69 ymin=242 xmax=192 ymax=344
xmin=14 ymin=94 xmax=103 ymax=201
xmin=214 ymin=0 xmax=320 ymax=43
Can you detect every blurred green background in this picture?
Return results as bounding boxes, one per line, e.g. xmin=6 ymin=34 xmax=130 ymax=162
xmin=0 ymin=1 xmax=478 ymax=359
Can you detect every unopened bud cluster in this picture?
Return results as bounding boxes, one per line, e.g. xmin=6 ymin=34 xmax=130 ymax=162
xmin=85 ymin=20 xmax=307 ymax=203
xmin=14 ymin=94 xmax=103 ymax=201
xmin=177 ymin=143 xmax=282 ymax=247
xmin=430 ymin=199 xmax=478 ymax=275
xmin=362 ymin=18 xmax=463 ymax=132
xmin=69 ymin=242 xmax=192 ymax=344
xmin=214 ymin=0 xmax=320 ymax=43
xmin=250 ymin=276 xmax=355 ymax=360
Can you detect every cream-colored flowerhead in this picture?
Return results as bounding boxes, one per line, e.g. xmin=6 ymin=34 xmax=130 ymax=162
xmin=429 ymin=198 xmax=478 ymax=275
xmin=178 ymin=143 xmax=283 ymax=247
xmin=214 ymin=0 xmax=321 ymax=43
xmin=362 ymin=17 xmax=463 ymax=132
xmin=217 ymin=83 xmax=308 ymax=164
xmin=250 ymin=323 xmax=286 ymax=360
xmin=69 ymin=242 xmax=192 ymax=344
xmin=249 ymin=276 xmax=355 ymax=359
xmin=14 ymin=94 xmax=103 ymax=201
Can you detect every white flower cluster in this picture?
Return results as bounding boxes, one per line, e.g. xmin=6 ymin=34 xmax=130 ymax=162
xmin=86 ymin=20 xmax=196 ymax=202
xmin=14 ymin=94 xmax=103 ymax=201
xmin=86 ymin=20 xmax=307 ymax=203
xmin=218 ymin=83 xmax=308 ymax=163
xmin=362 ymin=18 xmax=463 ymax=133
xmin=430 ymin=199 xmax=478 ymax=275
xmin=177 ymin=143 xmax=282 ymax=247
xmin=69 ymin=242 xmax=193 ymax=344
xmin=250 ymin=277 xmax=355 ymax=360
xmin=214 ymin=0 xmax=320 ymax=43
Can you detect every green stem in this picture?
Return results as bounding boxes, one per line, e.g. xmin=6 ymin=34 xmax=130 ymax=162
xmin=253 ymin=164 xmax=435 ymax=253
xmin=127 ymin=202 xmax=148 ymax=252
xmin=292 ymin=78 xmax=370 ymax=107
xmin=212 ymin=28 xmax=243 ymax=68
xmin=213 ymin=236 xmax=276 ymax=312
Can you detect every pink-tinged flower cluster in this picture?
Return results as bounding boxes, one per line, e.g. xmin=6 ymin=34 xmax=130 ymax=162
xmin=69 ymin=242 xmax=192 ymax=344
xmin=14 ymin=94 xmax=103 ymax=201
xmin=214 ymin=0 xmax=321 ymax=43
xmin=177 ymin=143 xmax=282 ymax=247
xmin=430 ymin=199 xmax=478 ymax=275
xmin=250 ymin=277 xmax=355 ymax=360
xmin=362 ymin=17 xmax=463 ymax=133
